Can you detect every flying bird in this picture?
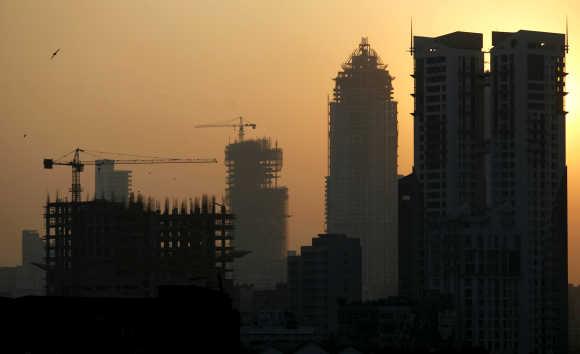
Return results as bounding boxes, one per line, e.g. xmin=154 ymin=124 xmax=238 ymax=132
xmin=23 ymin=134 xmax=27 ymax=138
xmin=50 ymin=48 xmax=60 ymax=60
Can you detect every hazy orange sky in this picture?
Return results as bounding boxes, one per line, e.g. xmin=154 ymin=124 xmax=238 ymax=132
xmin=1 ymin=0 xmax=580 ymax=282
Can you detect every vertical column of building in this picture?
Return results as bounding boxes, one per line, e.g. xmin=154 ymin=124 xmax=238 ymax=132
xmin=326 ymin=38 xmax=398 ymax=300
xmin=413 ymin=32 xmax=485 ymax=220
xmin=227 ymin=138 xmax=288 ymax=289
xmin=490 ymin=30 xmax=567 ymax=354
xmin=412 ymin=30 xmax=568 ymax=353
xmin=413 ymin=32 xmax=524 ymax=351
xmin=413 ymin=32 xmax=485 ymax=298
xmin=287 ymin=234 xmax=361 ymax=333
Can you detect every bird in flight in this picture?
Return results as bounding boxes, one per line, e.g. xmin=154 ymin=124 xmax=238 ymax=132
xmin=50 ymin=48 xmax=60 ymax=60
xmin=23 ymin=134 xmax=27 ymax=138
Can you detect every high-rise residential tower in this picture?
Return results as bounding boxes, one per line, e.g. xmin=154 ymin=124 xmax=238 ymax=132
xmin=326 ymin=38 xmax=398 ymax=300
xmin=412 ymin=30 xmax=568 ymax=354
xmin=489 ymin=30 xmax=568 ymax=354
xmin=413 ymin=32 xmax=487 ymax=218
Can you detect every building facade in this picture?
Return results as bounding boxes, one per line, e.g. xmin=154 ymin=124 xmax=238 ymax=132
xmin=490 ymin=31 xmax=568 ymax=353
xmin=326 ymin=38 xmax=398 ymax=299
xmin=22 ymin=229 xmax=43 ymax=266
xmin=44 ymin=196 xmax=235 ymax=297
xmin=570 ymin=284 xmax=580 ymax=353
xmin=17 ymin=229 xmax=44 ymax=296
xmin=413 ymin=32 xmax=487 ymax=220
xmin=95 ymin=159 xmax=132 ymax=203
xmin=287 ymin=234 xmax=361 ymax=333
xmin=412 ymin=30 xmax=568 ymax=353
xmin=397 ymin=173 xmax=424 ymax=300
xmin=338 ymin=298 xmax=415 ymax=351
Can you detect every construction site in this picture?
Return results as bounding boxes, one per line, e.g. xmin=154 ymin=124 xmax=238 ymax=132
xmin=41 ymin=148 xmax=239 ymax=297
xmin=196 ymin=117 xmax=289 ymax=289
xmin=38 ymin=114 xmax=290 ymax=295
xmin=226 ymin=137 xmax=288 ymax=289
xmin=44 ymin=195 xmax=235 ymax=297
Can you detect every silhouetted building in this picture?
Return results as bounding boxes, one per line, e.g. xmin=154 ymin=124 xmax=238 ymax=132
xmin=22 ymin=229 xmax=43 ymax=265
xmin=44 ymin=196 xmax=234 ymax=297
xmin=253 ymin=283 xmax=291 ymax=326
xmin=287 ymin=250 xmax=302 ymax=326
xmin=240 ymin=326 xmax=318 ymax=353
xmin=288 ymin=234 xmax=361 ymax=333
xmin=0 ymin=285 xmax=239 ymax=353
xmin=338 ymin=294 xmax=462 ymax=352
xmin=0 ymin=266 xmax=19 ymax=297
xmin=489 ymin=30 xmax=568 ymax=354
xmin=569 ymin=284 xmax=580 ymax=353
xmin=326 ymin=38 xmax=398 ymax=300
xmin=16 ymin=229 xmax=44 ymax=296
xmin=412 ymin=30 xmax=568 ymax=354
xmin=237 ymin=283 xmax=318 ymax=353
xmin=95 ymin=159 xmax=132 ymax=202
xmin=398 ymin=173 xmax=423 ymax=300
xmin=414 ymin=32 xmax=487 ymax=219
xmin=0 ymin=230 xmax=45 ymax=297
xmin=338 ymin=297 xmax=415 ymax=351
xmin=227 ymin=138 xmax=288 ymax=289
xmin=235 ymin=282 xmax=292 ymax=327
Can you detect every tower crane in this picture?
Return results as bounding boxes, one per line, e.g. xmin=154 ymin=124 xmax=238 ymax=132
xmin=43 ymin=147 xmax=218 ymax=203
xmin=194 ymin=116 xmax=256 ymax=142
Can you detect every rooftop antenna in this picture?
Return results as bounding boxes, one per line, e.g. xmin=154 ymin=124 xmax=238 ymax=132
xmin=360 ymin=36 xmax=370 ymax=55
xmin=566 ymin=16 xmax=569 ymax=53
xmin=408 ymin=17 xmax=415 ymax=56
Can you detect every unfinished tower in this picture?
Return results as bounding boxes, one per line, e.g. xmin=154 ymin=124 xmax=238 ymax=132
xmin=226 ymin=138 xmax=288 ymax=289
xmin=44 ymin=195 xmax=235 ymax=297
xmin=326 ymin=38 xmax=398 ymax=300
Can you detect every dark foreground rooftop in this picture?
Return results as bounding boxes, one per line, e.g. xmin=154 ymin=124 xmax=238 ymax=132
xmin=0 ymin=285 xmax=240 ymax=354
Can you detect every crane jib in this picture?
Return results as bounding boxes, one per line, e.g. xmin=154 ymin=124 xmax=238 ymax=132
xmin=43 ymin=148 xmax=218 ymax=203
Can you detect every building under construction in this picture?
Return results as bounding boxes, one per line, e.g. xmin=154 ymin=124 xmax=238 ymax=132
xmin=44 ymin=195 xmax=235 ymax=297
xmin=226 ymin=137 xmax=288 ymax=289
xmin=326 ymin=38 xmax=398 ymax=300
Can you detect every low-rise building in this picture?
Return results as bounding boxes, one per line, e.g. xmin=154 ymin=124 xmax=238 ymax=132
xmin=288 ymin=234 xmax=361 ymax=333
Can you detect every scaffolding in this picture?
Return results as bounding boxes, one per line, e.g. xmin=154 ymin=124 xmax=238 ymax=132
xmin=333 ymin=37 xmax=394 ymax=104
xmin=326 ymin=38 xmax=399 ymax=299
xmin=225 ymin=137 xmax=283 ymax=193
xmin=224 ymin=138 xmax=288 ymax=289
xmin=44 ymin=195 xmax=235 ymax=297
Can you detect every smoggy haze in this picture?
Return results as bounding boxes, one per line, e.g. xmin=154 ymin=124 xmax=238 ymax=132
xmin=1 ymin=0 xmax=580 ymax=282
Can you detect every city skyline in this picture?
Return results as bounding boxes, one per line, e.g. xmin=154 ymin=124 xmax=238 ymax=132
xmin=1 ymin=0 xmax=580 ymax=284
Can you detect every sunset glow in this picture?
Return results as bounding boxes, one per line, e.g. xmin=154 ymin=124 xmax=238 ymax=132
xmin=1 ymin=0 xmax=579 ymax=282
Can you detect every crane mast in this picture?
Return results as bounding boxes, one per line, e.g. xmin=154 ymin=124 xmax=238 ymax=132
xmin=70 ymin=148 xmax=83 ymax=203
